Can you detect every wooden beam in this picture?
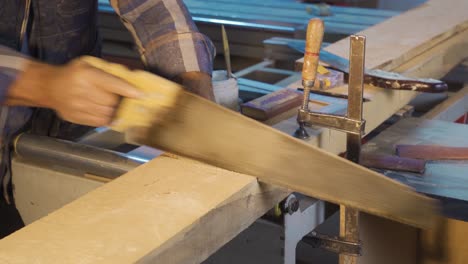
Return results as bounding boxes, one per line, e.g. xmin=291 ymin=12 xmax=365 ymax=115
xmin=296 ymin=0 xmax=468 ymax=71
xmin=0 ymin=155 xmax=288 ymax=263
xmin=393 ymin=29 xmax=468 ymax=79
xmin=325 ymin=0 xmax=468 ymax=70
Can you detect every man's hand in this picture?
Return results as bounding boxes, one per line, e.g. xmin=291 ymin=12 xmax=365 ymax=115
xmin=7 ymin=59 xmax=142 ymax=127
xmin=174 ymin=72 xmax=215 ymax=101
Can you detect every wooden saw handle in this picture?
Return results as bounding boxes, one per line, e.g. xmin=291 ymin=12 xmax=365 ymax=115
xmin=79 ymin=56 xmax=183 ymax=133
xmin=302 ymin=19 xmax=325 ymax=83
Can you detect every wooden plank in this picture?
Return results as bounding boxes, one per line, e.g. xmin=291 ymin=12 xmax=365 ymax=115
xmin=98 ymin=0 xmax=392 ymax=60
xmin=99 ymin=0 xmax=390 ymax=34
xmin=392 ymin=28 xmax=468 ymax=79
xmin=0 ymin=155 xmax=289 ymax=263
xmin=361 ymin=118 xmax=468 ymax=221
xmin=183 ymin=1 xmax=385 ymax=27
xmin=183 ymin=0 xmax=399 ymax=18
xmin=359 ymin=154 xmax=426 ymax=173
xmin=297 ymin=0 xmax=468 ymax=71
xmin=396 ymin=145 xmax=468 ymax=160
xmin=240 ymin=88 xmax=303 ymax=121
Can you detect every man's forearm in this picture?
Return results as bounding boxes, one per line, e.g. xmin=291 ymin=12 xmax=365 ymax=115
xmin=6 ymin=61 xmax=58 ymax=108
xmin=0 ymin=45 xmax=56 ymax=107
xmin=0 ymin=45 xmax=30 ymax=104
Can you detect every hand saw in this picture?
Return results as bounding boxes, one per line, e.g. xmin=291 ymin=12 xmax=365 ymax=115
xmin=288 ymin=41 xmax=448 ymax=93
xmin=80 ymin=55 xmax=437 ymax=229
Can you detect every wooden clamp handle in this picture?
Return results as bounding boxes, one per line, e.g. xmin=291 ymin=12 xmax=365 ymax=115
xmin=302 ymin=18 xmax=325 ymax=83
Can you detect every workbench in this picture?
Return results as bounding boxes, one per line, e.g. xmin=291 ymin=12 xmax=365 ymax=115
xmin=362 ymin=116 xmax=468 ymax=221
xmin=0 ymin=0 xmax=467 ymax=263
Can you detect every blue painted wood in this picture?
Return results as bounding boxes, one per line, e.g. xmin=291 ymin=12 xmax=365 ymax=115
xmin=97 ymin=0 xmax=395 ymax=36
xmin=362 ymin=118 xmax=468 ymax=221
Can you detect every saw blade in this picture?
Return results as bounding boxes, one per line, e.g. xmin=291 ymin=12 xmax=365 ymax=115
xmin=82 ymin=56 xmax=438 ymax=229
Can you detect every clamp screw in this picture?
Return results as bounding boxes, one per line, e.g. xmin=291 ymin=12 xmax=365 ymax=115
xmin=285 ymin=198 xmax=300 ymax=215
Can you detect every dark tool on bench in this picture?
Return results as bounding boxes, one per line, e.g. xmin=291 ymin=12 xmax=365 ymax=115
xmin=288 ymin=41 xmax=448 ymax=93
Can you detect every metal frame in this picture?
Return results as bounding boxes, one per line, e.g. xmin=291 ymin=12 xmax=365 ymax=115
xmin=283 ymin=195 xmax=325 ymax=264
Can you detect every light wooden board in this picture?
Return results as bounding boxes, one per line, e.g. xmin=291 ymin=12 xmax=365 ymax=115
xmin=392 ymin=28 xmax=468 ymax=79
xmin=0 ymin=155 xmax=289 ymax=263
xmin=298 ymin=0 xmax=468 ymax=71
xmin=296 ymin=0 xmax=468 ymax=73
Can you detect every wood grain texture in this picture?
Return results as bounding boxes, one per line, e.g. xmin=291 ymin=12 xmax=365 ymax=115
xmin=240 ymin=88 xmax=302 ymax=121
xmin=322 ymin=0 xmax=468 ymax=71
xmin=396 ymin=145 xmax=468 ymax=160
xmin=360 ymin=154 xmax=426 ymax=174
xmin=0 ymin=156 xmax=288 ymax=263
xmin=392 ymin=29 xmax=468 ymax=79
xmin=302 ymin=19 xmax=324 ymax=82
xmin=363 ymin=118 xmax=468 ymax=156
xmin=297 ymin=0 xmax=468 ymax=71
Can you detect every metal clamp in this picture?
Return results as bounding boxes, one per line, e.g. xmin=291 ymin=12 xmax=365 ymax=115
xmin=294 ymin=34 xmax=366 ymax=140
xmin=303 ymin=231 xmax=362 ymax=256
xmin=295 ymin=35 xmax=367 ymax=264
xmin=283 ymin=195 xmax=325 ymax=264
xmin=297 ymin=109 xmax=365 ymax=135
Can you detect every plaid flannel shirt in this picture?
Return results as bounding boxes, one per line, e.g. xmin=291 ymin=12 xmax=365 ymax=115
xmin=0 ymin=0 xmax=215 ymax=200
xmin=0 ymin=0 xmax=215 ymax=102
